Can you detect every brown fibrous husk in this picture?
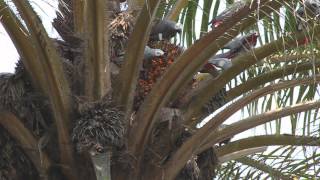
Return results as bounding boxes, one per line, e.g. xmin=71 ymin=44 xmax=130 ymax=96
xmin=176 ymin=157 xmax=200 ymax=180
xmin=72 ymin=99 xmax=125 ymax=153
xmin=197 ymin=148 xmax=218 ymax=179
xmin=0 ymin=126 xmax=39 ymax=180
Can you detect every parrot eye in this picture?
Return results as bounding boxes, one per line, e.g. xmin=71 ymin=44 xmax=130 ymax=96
xmin=298 ymin=10 xmax=304 ymax=16
xmin=156 ymin=51 xmax=164 ymax=56
xmin=175 ymin=23 xmax=183 ymax=31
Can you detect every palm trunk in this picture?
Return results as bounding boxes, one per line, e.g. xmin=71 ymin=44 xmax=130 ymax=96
xmin=91 ymin=152 xmax=112 ymax=180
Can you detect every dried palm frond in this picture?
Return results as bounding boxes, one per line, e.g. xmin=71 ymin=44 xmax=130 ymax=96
xmin=53 ymin=0 xmax=83 ymax=85
xmin=52 ymin=0 xmax=79 ymax=43
xmin=197 ymin=148 xmax=218 ymax=179
xmin=109 ymin=11 xmax=134 ymax=40
xmin=0 ymin=73 xmax=25 ymax=109
xmin=0 ymin=127 xmax=38 ymax=180
xmin=203 ymin=87 xmax=227 ymax=115
xmin=176 ymin=157 xmax=200 ymax=180
xmin=109 ymin=11 xmax=134 ymax=63
xmin=53 ymin=39 xmax=82 ymax=62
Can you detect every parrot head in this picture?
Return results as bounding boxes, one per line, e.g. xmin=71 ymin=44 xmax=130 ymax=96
xmin=209 ymin=19 xmax=223 ymax=28
xmin=246 ymin=32 xmax=259 ymax=46
xmin=241 ymin=32 xmax=259 ymax=50
xmin=154 ymin=49 xmax=165 ymax=57
xmin=174 ymin=23 xmax=183 ymax=33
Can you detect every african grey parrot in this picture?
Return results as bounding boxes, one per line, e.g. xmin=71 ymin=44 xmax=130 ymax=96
xmin=295 ymin=0 xmax=320 ymax=44
xmin=201 ymin=32 xmax=258 ymax=80
xmin=144 ymin=46 xmax=164 ymax=60
xmin=200 ymin=63 xmax=220 ymax=78
xmin=212 ymin=51 xmax=235 ymax=59
xmin=209 ymin=1 xmax=246 ymax=28
xmin=207 ymin=58 xmax=232 ymax=70
xmin=150 ymin=20 xmax=182 ymax=41
xmin=200 ymin=33 xmax=258 ymax=75
xmin=222 ymin=32 xmax=259 ymax=53
xmin=112 ymin=46 xmax=164 ymax=66
xmin=200 ymin=58 xmax=232 ymax=78
xmin=296 ymin=0 xmax=320 ymax=31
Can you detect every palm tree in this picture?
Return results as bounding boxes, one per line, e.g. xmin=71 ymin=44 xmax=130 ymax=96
xmin=1 ymin=0 xmax=320 ymax=179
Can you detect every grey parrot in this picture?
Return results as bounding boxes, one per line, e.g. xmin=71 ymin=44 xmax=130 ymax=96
xmin=212 ymin=51 xmax=235 ymax=59
xmin=209 ymin=1 xmax=246 ymax=28
xmin=199 ymin=31 xmax=260 ymax=77
xmin=199 ymin=46 xmax=234 ymax=78
xmin=144 ymin=46 xmax=164 ymax=60
xmin=150 ymin=20 xmax=182 ymax=41
xmin=200 ymin=58 xmax=232 ymax=78
xmin=296 ymin=0 xmax=320 ymax=31
xmin=207 ymin=58 xmax=232 ymax=70
xmin=222 ymin=32 xmax=259 ymax=53
xmin=199 ymin=32 xmax=258 ymax=75
xmin=113 ymin=46 xmax=164 ymax=66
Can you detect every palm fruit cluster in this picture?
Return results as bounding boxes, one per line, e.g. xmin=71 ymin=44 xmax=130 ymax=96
xmin=133 ymin=41 xmax=183 ymax=110
xmin=72 ymin=98 xmax=125 ymax=153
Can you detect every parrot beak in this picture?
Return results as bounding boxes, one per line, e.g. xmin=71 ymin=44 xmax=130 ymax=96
xmin=156 ymin=50 xmax=165 ymax=56
xmin=175 ymin=23 xmax=183 ymax=33
xmin=297 ymin=22 xmax=304 ymax=31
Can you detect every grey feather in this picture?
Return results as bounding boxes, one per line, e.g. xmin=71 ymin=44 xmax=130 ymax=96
xmin=150 ymin=20 xmax=182 ymax=41
xmin=222 ymin=36 xmax=244 ymax=50
xmin=222 ymin=32 xmax=258 ymax=51
xmin=207 ymin=58 xmax=232 ymax=70
xmin=212 ymin=51 xmax=233 ymax=59
xmin=209 ymin=1 xmax=246 ymax=28
xmin=144 ymin=46 xmax=164 ymax=60
xmin=113 ymin=46 xmax=164 ymax=65
xmin=296 ymin=0 xmax=320 ymax=31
